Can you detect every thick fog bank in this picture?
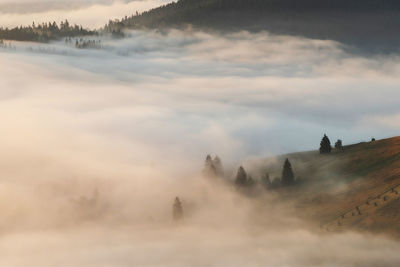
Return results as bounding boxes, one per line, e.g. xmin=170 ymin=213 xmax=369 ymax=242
xmin=2 ymin=30 xmax=400 ymax=158
xmin=1 ymin=30 xmax=400 ymax=266
xmin=2 ymin=226 xmax=400 ymax=267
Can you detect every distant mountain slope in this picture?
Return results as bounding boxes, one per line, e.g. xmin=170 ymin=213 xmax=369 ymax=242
xmin=254 ymin=136 xmax=400 ymax=236
xmin=106 ymin=0 xmax=400 ymax=53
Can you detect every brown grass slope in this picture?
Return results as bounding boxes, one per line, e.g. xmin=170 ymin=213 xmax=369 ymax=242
xmin=256 ymin=136 xmax=400 ymax=235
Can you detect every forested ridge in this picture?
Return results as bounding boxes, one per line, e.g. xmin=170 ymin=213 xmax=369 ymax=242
xmin=2 ymin=0 xmax=400 ymax=51
xmin=105 ymin=0 xmax=400 ymax=52
xmin=106 ymin=0 xmax=400 ymax=29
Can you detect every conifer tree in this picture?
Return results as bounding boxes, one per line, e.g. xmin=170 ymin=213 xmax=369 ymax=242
xmin=281 ymin=158 xmax=294 ymax=186
xmin=173 ymin=197 xmax=183 ymax=221
xmin=203 ymin=154 xmax=217 ymax=177
xmin=319 ymin=134 xmax=332 ymax=154
xmin=235 ymin=166 xmax=247 ymax=186
xmin=205 ymin=154 xmax=212 ymax=166
xmin=213 ymin=155 xmax=224 ymax=177
xmin=335 ymin=139 xmax=343 ymax=150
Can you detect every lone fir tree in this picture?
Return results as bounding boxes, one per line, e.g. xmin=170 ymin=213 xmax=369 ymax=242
xmin=173 ymin=197 xmax=184 ymax=221
xmin=235 ymin=166 xmax=247 ymax=186
xmin=320 ymin=134 xmax=332 ymax=154
xmin=281 ymin=158 xmax=295 ymax=186
xmin=335 ymin=139 xmax=343 ymax=150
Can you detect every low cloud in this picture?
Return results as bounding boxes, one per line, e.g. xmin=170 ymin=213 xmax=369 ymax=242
xmin=1 ymin=30 xmax=400 ymax=266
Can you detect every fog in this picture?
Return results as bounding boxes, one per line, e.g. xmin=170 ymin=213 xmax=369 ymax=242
xmin=1 ymin=30 xmax=400 ymax=266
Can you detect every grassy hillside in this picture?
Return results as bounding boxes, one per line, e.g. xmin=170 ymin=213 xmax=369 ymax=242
xmin=106 ymin=0 xmax=400 ymax=53
xmin=252 ymin=136 xmax=400 ymax=236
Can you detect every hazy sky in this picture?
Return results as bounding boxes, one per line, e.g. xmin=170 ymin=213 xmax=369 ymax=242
xmin=0 ymin=0 xmax=172 ymax=28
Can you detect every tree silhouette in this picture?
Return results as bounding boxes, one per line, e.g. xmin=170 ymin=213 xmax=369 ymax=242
xmin=335 ymin=139 xmax=343 ymax=150
xmin=173 ymin=197 xmax=184 ymax=221
xmin=319 ymin=134 xmax=332 ymax=154
xmin=281 ymin=158 xmax=295 ymax=186
xmin=202 ymin=154 xmax=217 ymax=177
xmin=261 ymin=172 xmax=271 ymax=189
xmin=202 ymin=154 xmax=224 ymax=178
xmin=205 ymin=154 xmax=212 ymax=166
xmin=213 ymin=155 xmax=224 ymax=177
xmin=235 ymin=166 xmax=247 ymax=186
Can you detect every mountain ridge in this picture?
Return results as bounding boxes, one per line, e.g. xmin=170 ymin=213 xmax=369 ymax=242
xmin=105 ymin=0 xmax=400 ymax=53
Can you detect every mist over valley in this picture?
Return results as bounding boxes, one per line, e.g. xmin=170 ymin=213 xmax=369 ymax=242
xmin=1 ymin=1 xmax=400 ymax=266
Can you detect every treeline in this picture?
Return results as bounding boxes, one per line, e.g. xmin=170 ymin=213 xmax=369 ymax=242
xmin=0 ymin=39 xmax=16 ymax=50
xmin=201 ymin=134 xmax=374 ymax=190
xmin=0 ymin=20 xmax=95 ymax=42
xmin=202 ymin=153 xmax=298 ymax=189
xmin=67 ymin=38 xmax=102 ymax=49
xmin=233 ymin=158 xmax=296 ymax=189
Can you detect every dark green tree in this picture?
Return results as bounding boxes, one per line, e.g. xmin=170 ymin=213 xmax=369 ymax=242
xmin=235 ymin=166 xmax=247 ymax=186
xmin=319 ymin=134 xmax=332 ymax=154
xmin=335 ymin=139 xmax=343 ymax=150
xmin=281 ymin=158 xmax=295 ymax=186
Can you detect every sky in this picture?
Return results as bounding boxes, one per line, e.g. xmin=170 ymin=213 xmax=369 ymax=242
xmin=0 ymin=0 xmax=172 ymax=28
